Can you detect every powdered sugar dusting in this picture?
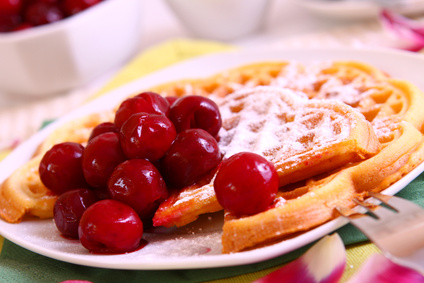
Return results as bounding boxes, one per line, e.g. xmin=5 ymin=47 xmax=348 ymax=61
xmin=270 ymin=61 xmax=329 ymax=92
xmin=207 ymin=61 xmax=392 ymax=159
xmin=173 ymin=184 xmax=215 ymax=207
xmin=270 ymin=61 xmax=380 ymax=107
xmin=216 ymin=87 xmax=306 ymax=157
xmin=215 ymin=86 xmax=354 ymax=169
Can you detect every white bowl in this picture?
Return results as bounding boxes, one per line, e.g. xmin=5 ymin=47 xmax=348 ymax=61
xmin=0 ymin=0 xmax=143 ymax=97
xmin=165 ymin=0 xmax=270 ymax=41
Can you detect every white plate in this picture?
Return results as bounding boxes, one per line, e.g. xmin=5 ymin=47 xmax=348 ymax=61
xmin=297 ymin=0 xmax=424 ymax=20
xmin=1 ymin=47 xmax=424 ymax=270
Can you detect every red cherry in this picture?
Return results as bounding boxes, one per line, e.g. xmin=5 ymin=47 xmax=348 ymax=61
xmin=39 ymin=142 xmax=88 ymax=195
xmin=161 ymin=129 xmax=221 ymax=188
xmin=82 ymin=132 xmax=127 ymax=189
xmin=88 ymin=122 xmax=118 ymax=141
xmin=114 ymin=92 xmax=170 ymax=129
xmin=165 ymin=96 xmax=178 ymax=107
xmin=119 ymin=112 xmax=176 ymax=162
xmin=39 ymin=0 xmax=61 ymax=3
xmin=53 ymin=188 xmax=98 ymax=239
xmin=62 ymin=0 xmax=101 ymax=16
xmin=23 ymin=2 xmax=64 ymax=26
xmin=11 ymin=22 xmax=32 ymax=31
xmin=0 ymin=0 xmax=22 ymax=14
xmin=213 ymin=152 xmax=279 ymax=217
xmin=170 ymin=95 xmax=222 ymax=138
xmin=108 ymin=159 xmax=168 ymax=221
xmin=0 ymin=11 xmax=20 ymax=32
xmin=78 ymin=199 xmax=144 ymax=254
xmin=134 ymin=91 xmax=171 ymax=115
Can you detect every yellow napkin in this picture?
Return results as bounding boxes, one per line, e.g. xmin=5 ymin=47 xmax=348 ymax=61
xmin=92 ymin=38 xmax=237 ymax=99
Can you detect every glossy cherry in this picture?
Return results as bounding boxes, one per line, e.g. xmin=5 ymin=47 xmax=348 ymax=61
xmin=88 ymin=122 xmax=118 ymax=141
xmin=0 ymin=8 xmax=21 ymax=32
xmin=108 ymin=159 xmax=168 ymax=221
xmin=78 ymin=199 xmax=144 ymax=254
xmin=23 ymin=1 xmax=64 ymax=26
xmin=39 ymin=142 xmax=88 ymax=195
xmin=0 ymin=0 xmax=103 ymax=32
xmin=170 ymin=95 xmax=222 ymax=138
xmin=114 ymin=92 xmax=171 ymax=129
xmin=161 ymin=128 xmax=221 ymax=188
xmin=119 ymin=112 xmax=176 ymax=162
xmin=11 ymin=22 xmax=32 ymax=31
xmin=82 ymin=132 xmax=127 ymax=189
xmin=165 ymin=96 xmax=178 ymax=107
xmin=62 ymin=0 xmax=102 ymax=16
xmin=53 ymin=188 xmax=98 ymax=239
xmin=213 ymin=152 xmax=279 ymax=217
xmin=0 ymin=0 xmax=22 ymax=14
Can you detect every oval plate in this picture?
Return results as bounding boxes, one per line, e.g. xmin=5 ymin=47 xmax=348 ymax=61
xmin=1 ymin=47 xmax=424 ymax=270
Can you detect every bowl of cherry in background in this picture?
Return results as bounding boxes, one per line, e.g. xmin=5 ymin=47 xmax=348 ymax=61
xmin=0 ymin=0 xmax=142 ymax=97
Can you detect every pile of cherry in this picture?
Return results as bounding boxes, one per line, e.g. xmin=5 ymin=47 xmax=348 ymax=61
xmin=0 ymin=0 xmax=103 ymax=32
xmin=39 ymin=91 xmax=279 ymax=254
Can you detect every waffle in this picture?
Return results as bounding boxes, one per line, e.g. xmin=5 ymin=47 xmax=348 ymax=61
xmin=222 ymin=122 xmax=424 ymax=253
xmin=0 ymin=60 xmax=423 ymax=256
xmin=151 ymin=61 xmax=424 ymax=252
xmin=0 ymin=112 xmax=113 ymax=223
xmin=216 ymin=86 xmax=380 ymax=187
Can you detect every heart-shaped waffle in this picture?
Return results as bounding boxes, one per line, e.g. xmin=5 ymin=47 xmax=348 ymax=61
xmin=216 ymin=86 xmax=380 ymax=186
xmin=152 ymin=61 xmax=424 ymax=251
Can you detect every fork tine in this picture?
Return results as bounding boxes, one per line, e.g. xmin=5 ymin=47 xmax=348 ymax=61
xmin=368 ymin=192 xmax=392 ymax=205
xmin=337 ymin=197 xmax=400 ymax=243
xmin=371 ymin=192 xmax=424 ymax=215
xmin=338 ymin=193 xmax=424 ymax=273
xmin=354 ymin=197 xmax=398 ymax=220
xmin=336 ymin=202 xmax=380 ymax=232
xmin=352 ymin=198 xmax=380 ymax=219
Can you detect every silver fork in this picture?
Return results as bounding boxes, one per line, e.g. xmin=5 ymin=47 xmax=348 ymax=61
xmin=337 ymin=192 xmax=424 ymax=274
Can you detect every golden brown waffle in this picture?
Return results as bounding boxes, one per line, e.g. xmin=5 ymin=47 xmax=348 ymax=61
xmin=0 ymin=155 xmax=54 ymax=223
xmin=0 ymin=112 xmax=113 ymax=223
xmin=153 ymin=168 xmax=221 ymax=228
xmin=222 ymin=122 xmax=424 ymax=253
xmin=151 ymin=61 xmax=424 ymax=252
xmin=216 ymin=86 xmax=380 ymax=187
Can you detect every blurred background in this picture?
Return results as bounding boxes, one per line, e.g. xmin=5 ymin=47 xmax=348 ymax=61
xmin=1 ymin=0 xmax=424 ymax=150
